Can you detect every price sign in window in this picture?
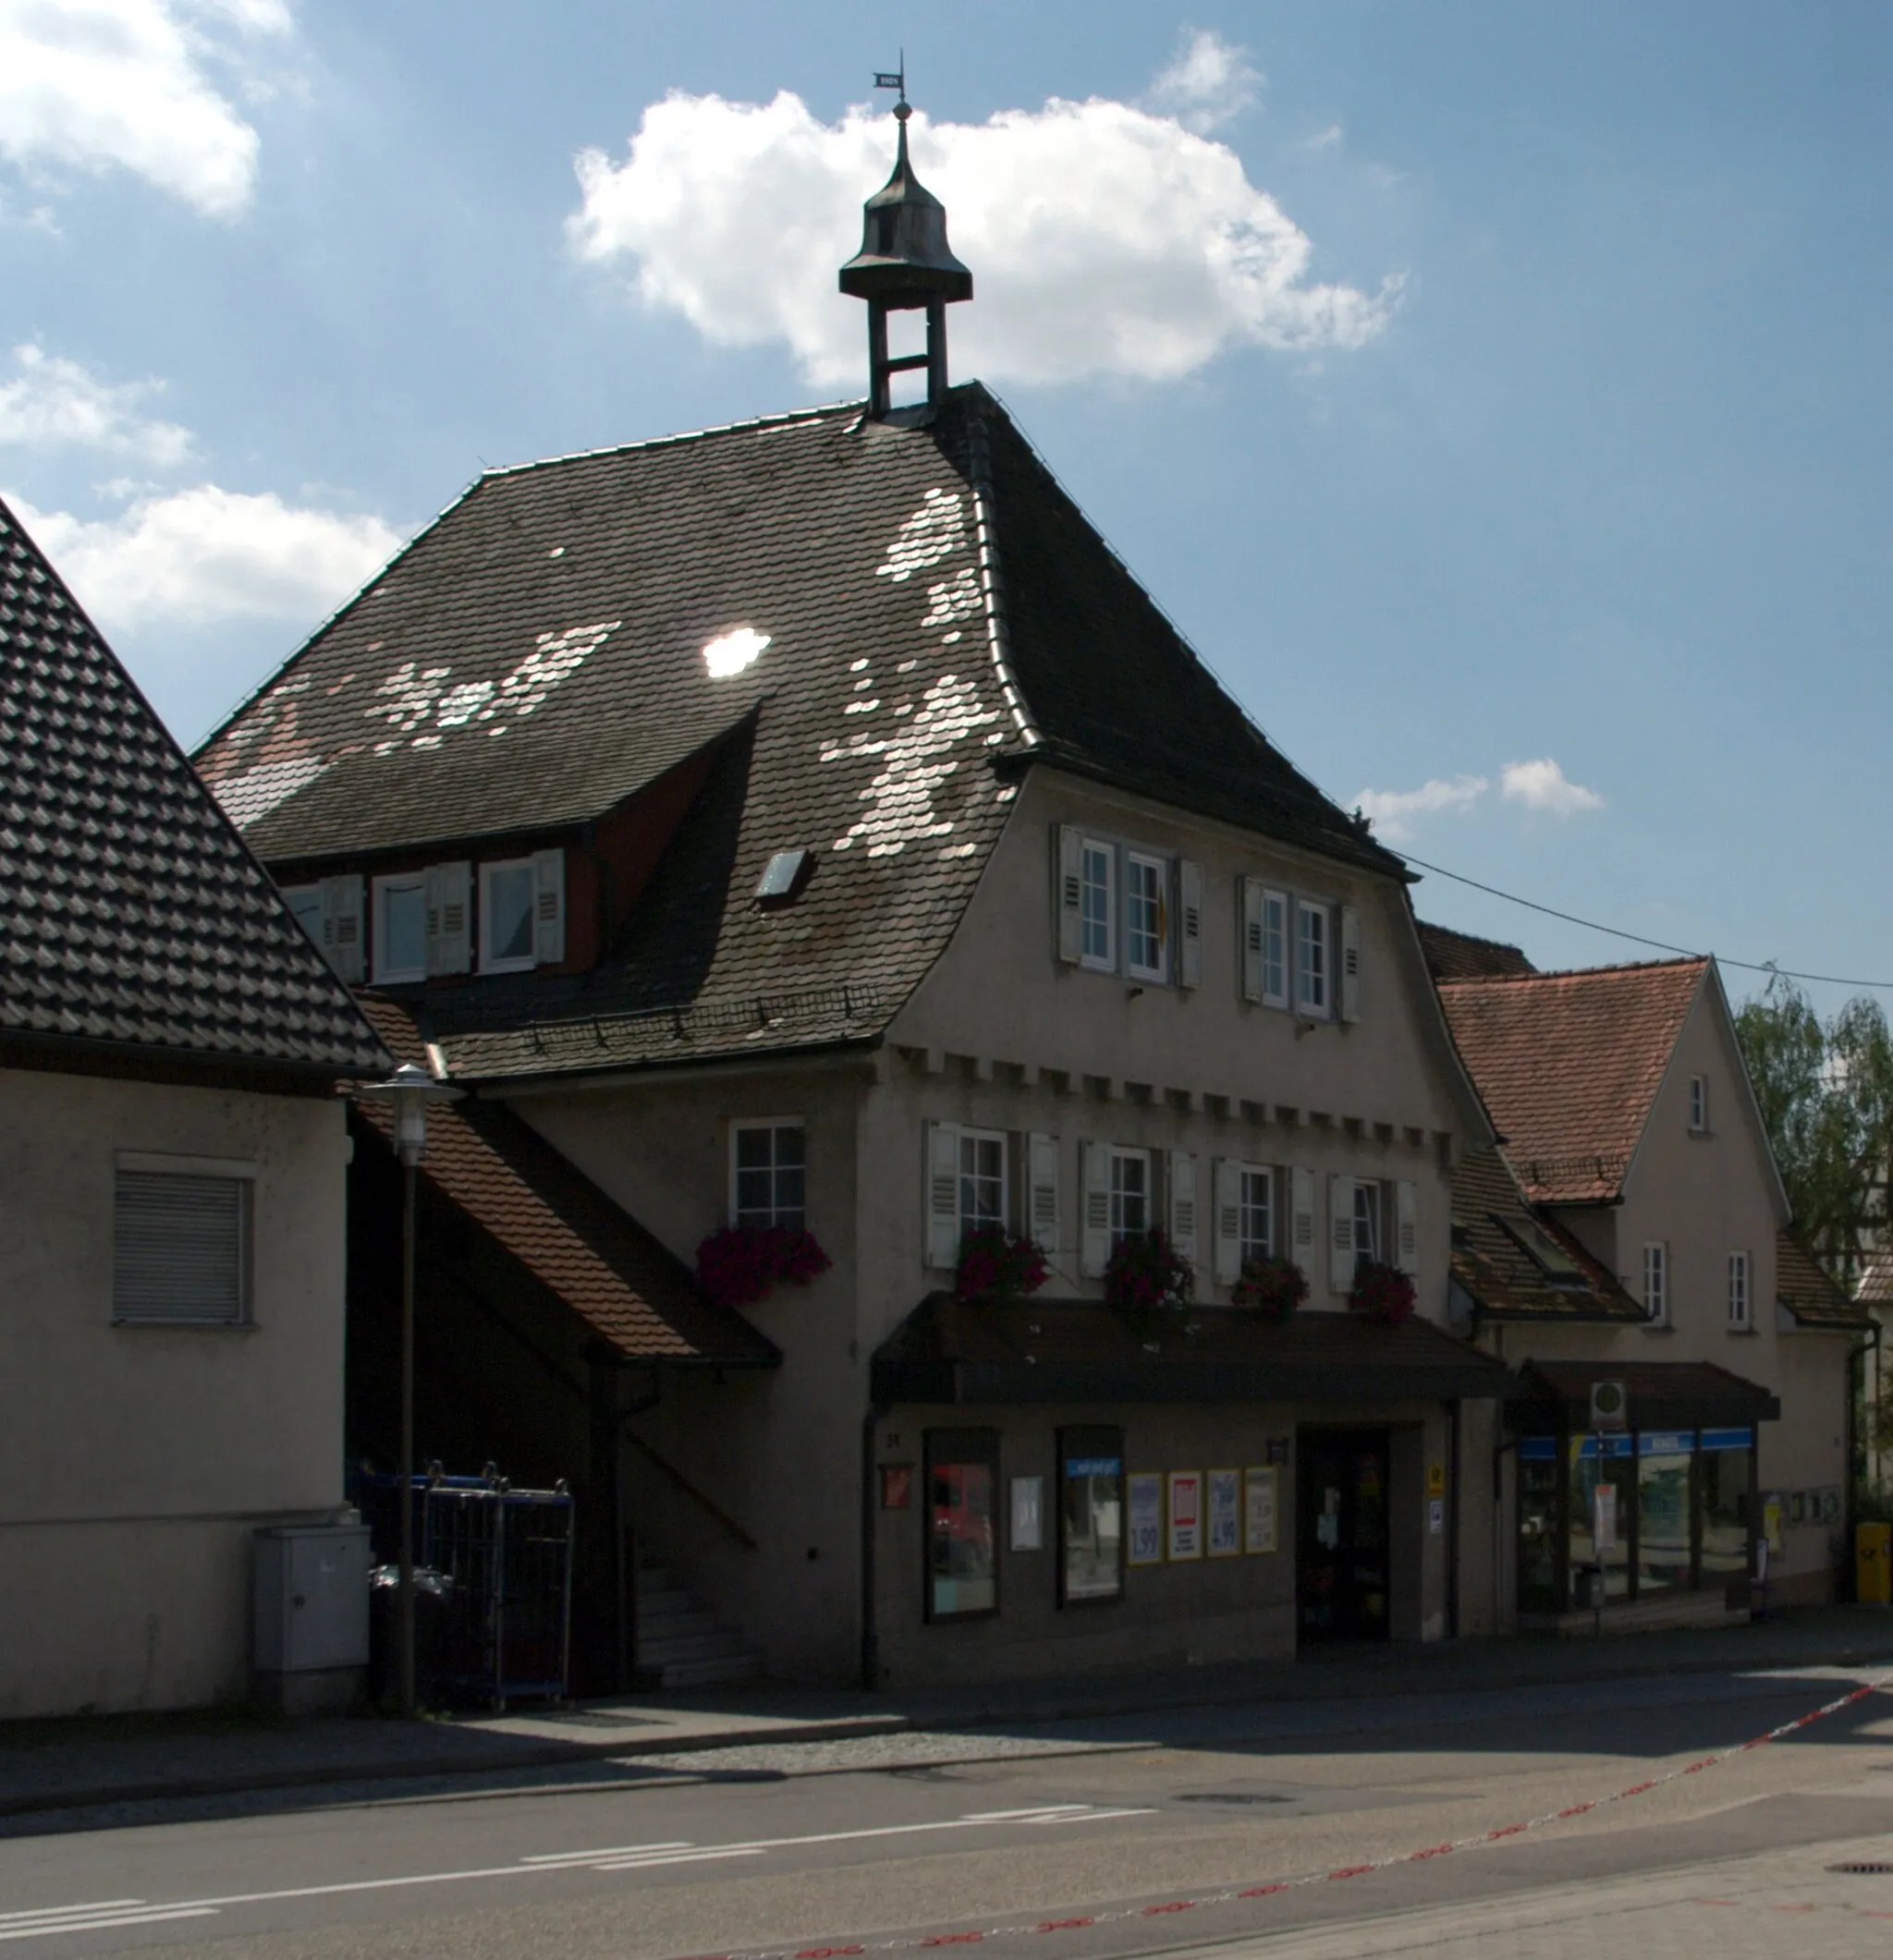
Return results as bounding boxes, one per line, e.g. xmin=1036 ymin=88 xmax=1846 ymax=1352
xmin=1127 ymin=1472 xmax=1164 ymax=1566
xmin=925 ymin=1430 xmax=998 ymax=1621
xmin=1059 ymin=1430 xmax=1124 ymax=1604
xmin=1206 ymin=1468 xmax=1241 ymax=1556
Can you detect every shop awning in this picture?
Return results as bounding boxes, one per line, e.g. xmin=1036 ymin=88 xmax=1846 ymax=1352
xmin=873 ymin=1296 xmax=1516 ymax=1406
xmin=1509 ymin=1360 xmax=1778 ymax=1431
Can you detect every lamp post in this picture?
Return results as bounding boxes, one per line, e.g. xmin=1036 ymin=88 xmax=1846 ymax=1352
xmin=359 ymin=1063 xmax=458 ymax=1718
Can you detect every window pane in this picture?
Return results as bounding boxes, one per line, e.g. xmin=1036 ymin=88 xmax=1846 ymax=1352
xmin=733 ymin=1124 xmax=805 ymax=1228
xmin=928 ymin=1456 xmax=996 ymax=1616
xmin=286 ymin=888 xmax=323 ymax=944
xmin=1637 ymin=1439 xmax=1693 ymax=1593
xmin=1061 ymin=1443 xmax=1123 ymax=1602
xmin=959 ymin=1134 xmax=1006 ymax=1231
xmin=486 ymin=864 xmax=536 ymax=964
xmin=383 ymin=883 xmax=426 ymax=976
xmin=1263 ymin=895 xmax=1286 ymax=1000
xmin=1126 ymin=857 xmax=1163 ymax=976
xmin=1701 ymin=1444 xmax=1752 ymax=1581
xmin=1239 ymin=1168 xmax=1273 ymax=1261
xmin=736 ymin=1129 xmax=774 ymax=1171
xmin=1298 ymin=904 xmax=1327 ymax=1011
xmin=1081 ymin=845 xmax=1112 ymax=964
xmin=1352 ymin=1182 xmax=1378 ymax=1265
xmin=1518 ymin=1447 xmax=1559 ymax=1612
xmin=1110 ymin=1152 xmax=1148 ymax=1242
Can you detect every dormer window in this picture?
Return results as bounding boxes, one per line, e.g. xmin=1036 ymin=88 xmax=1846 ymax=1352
xmin=480 ymin=859 xmax=539 ymax=973
xmin=372 ymin=873 xmax=427 ymax=983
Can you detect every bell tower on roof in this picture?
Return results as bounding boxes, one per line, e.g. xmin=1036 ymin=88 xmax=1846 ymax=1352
xmin=838 ymin=67 xmax=973 ymax=417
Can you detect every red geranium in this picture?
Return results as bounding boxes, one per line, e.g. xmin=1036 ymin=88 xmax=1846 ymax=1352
xmin=1349 ymin=1259 xmax=1416 ymax=1325
xmin=1105 ymin=1227 xmax=1194 ymax=1338
xmin=695 ymin=1225 xmax=832 ymax=1309
xmin=1230 ymin=1255 xmax=1308 ymax=1320
xmin=955 ymin=1226 xmax=1049 ymax=1308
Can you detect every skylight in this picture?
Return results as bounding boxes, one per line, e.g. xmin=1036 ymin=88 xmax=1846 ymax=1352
xmin=703 ymin=627 xmax=771 ymax=677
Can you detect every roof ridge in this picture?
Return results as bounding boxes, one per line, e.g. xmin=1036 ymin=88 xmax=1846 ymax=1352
xmin=1439 ymin=953 xmax=1708 ymax=987
xmin=478 ymin=396 xmax=865 ymax=480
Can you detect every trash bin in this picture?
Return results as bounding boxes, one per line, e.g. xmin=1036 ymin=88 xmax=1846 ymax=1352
xmin=1572 ymin=1563 xmax=1605 ymax=1612
xmin=1859 ymin=1523 xmax=1892 ymax=1607
xmin=367 ymin=1564 xmax=455 ymax=1705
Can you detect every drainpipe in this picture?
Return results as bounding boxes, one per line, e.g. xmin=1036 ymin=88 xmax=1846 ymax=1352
xmin=861 ymin=1400 xmax=888 ymax=1689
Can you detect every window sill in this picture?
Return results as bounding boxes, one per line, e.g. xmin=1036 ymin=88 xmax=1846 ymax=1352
xmin=478 ymin=957 xmax=538 ymax=977
xmin=372 ymin=970 xmax=425 ymax=987
xmin=112 ymin=1318 xmax=259 ymax=1333
xmin=1726 ymin=1325 xmax=1759 ymax=1337
xmin=1641 ymin=1322 xmax=1675 ymax=1336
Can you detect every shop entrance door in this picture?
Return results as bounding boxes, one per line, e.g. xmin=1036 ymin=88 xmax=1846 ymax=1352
xmin=1297 ymin=1428 xmax=1392 ymax=1644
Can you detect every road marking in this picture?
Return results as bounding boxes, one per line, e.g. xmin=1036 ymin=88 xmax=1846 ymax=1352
xmin=0 ymin=1908 xmax=219 ymax=1943
xmin=0 ymin=1909 xmax=141 ymax=1929
xmin=521 ymin=1842 xmax=693 ymax=1865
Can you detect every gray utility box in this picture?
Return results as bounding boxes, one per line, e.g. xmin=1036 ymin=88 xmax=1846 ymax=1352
xmin=254 ymin=1524 xmax=370 ymax=1713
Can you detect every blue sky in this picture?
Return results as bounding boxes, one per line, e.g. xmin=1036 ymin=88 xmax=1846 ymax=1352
xmin=4 ymin=2 xmax=1888 ymax=1010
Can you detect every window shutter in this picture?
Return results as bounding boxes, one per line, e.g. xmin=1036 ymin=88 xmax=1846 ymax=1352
xmin=1290 ymin=1165 xmax=1315 ymax=1268
xmin=1240 ymin=878 xmax=1264 ymax=1002
xmin=320 ymin=873 xmax=364 ymax=983
xmin=532 ymin=847 xmax=566 ymax=965
xmin=925 ymin=1121 xmax=961 ymax=1270
xmin=426 ymin=861 xmax=471 ymax=976
xmin=1339 ymin=905 xmax=1362 ymax=1023
xmin=1396 ymin=1179 xmax=1418 ymax=1276
xmin=1213 ymin=1158 xmax=1242 ymax=1284
xmin=1080 ymin=1141 xmax=1113 ymax=1278
xmin=113 ymin=1172 xmax=248 ymax=1324
xmin=1166 ymin=1150 xmax=1198 ymax=1267
xmin=1177 ymin=859 xmax=1203 ymax=989
xmin=1027 ymin=1132 xmax=1060 ymax=1252
xmin=1328 ymin=1174 xmax=1355 ymax=1293
xmin=1055 ymin=825 xmax=1083 ymax=964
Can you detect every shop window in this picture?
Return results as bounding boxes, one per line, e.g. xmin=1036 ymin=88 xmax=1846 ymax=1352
xmin=1058 ymin=1428 xmax=1124 ymax=1606
xmin=925 ymin=1430 xmax=998 ymax=1621
xmin=1517 ymin=1439 xmax=1559 ymax=1613
xmin=1699 ymin=1429 xmax=1753 ymax=1583
xmin=1637 ymin=1431 xmax=1694 ymax=1594
xmin=730 ymin=1121 xmax=806 ymax=1229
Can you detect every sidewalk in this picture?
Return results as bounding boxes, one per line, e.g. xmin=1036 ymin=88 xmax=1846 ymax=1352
xmin=4 ymin=1605 xmax=1889 ymax=1822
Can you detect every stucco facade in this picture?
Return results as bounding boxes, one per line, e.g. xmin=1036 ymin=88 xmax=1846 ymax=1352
xmin=0 ymin=1067 xmax=352 ymax=1717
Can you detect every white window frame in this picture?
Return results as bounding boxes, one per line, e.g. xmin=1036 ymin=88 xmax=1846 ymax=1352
xmin=1643 ymin=1241 xmax=1669 ymax=1327
xmin=1689 ymin=1075 xmax=1708 ymax=1134
xmin=729 ymin=1119 xmax=807 ymax=1230
xmin=1296 ymin=898 xmax=1332 ymax=1018
xmin=1123 ymin=849 xmax=1170 ymax=984
xmin=112 ymin=1156 xmax=256 ymax=1327
xmin=478 ymin=857 xmax=540 ymax=974
xmin=1728 ymin=1248 xmax=1751 ymax=1330
xmin=372 ymin=871 xmax=428 ymax=983
xmin=1079 ymin=838 xmax=1115 ymax=972
xmin=958 ymin=1128 xmax=1009 ymax=1236
xmin=281 ymin=883 xmax=323 ymax=947
xmin=1108 ymin=1147 xmax=1152 ymax=1248
xmin=1261 ymin=888 xmax=1288 ymax=1008
xmin=1351 ymin=1178 xmax=1381 ymax=1272
xmin=1237 ymin=1164 xmax=1276 ymax=1264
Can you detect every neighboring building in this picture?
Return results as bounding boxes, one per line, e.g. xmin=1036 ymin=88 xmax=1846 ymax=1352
xmin=0 ymin=498 xmax=388 ymax=1718
xmin=194 ymin=108 xmax=1514 ymax=1688
xmin=1434 ymin=936 xmax=1863 ymax=1622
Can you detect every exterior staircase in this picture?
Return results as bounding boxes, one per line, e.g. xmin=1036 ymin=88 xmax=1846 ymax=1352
xmin=634 ymin=1564 xmax=764 ymax=1687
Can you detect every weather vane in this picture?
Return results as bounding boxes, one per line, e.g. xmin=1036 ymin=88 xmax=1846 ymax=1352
xmin=873 ymin=56 xmax=908 ymax=116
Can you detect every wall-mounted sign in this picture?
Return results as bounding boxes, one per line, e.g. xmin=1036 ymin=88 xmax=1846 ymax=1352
xmin=1010 ymin=1476 xmax=1044 ymax=1552
xmin=1243 ymin=1466 xmax=1277 ymax=1554
xmin=880 ymin=1464 xmax=913 ymax=1510
xmin=1763 ymin=1492 xmax=1783 ymax=1552
xmin=1128 ymin=1472 xmax=1164 ymax=1566
xmin=1167 ymin=1471 xmax=1203 ymax=1561
xmin=1206 ymin=1469 xmax=1240 ymax=1557
xmin=1428 ymin=1497 xmax=1445 ymax=1537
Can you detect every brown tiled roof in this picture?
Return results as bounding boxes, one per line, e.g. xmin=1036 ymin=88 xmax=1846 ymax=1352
xmin=197 ymin=386 xmax=1398 ymax=1086
xmin=1449 ymin=1146 xmax=1643 ymax=1322
xmin=355 ymin=999 xmax=776 ymax=1366
xmin=1418 ymin=920 xmax=1536 ymax=982
xmin=873 ymin=1295 xmax=1513 ymax=1405
xmin=1776 ymin=1229 xmax=1872 ymax=1330
xmin=1513 ymin=1358 xmax=1778 ymax=1428
xmin=1436 ymin=958 xmax=1706 ymax=1202
xmin=0 ymin=497 xmax=387 ymax=1076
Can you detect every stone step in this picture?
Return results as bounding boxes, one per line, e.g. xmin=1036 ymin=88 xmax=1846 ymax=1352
xmin=635 ymin=1607 xmax=719 ymax=1642
xmin=661 ymin=1650 xmax=765 ymax=1688
xmin=636 ymin=1626 xmax=753 ymax=1667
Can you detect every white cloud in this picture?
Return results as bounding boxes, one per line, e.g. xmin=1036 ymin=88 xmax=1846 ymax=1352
xmin=8 ymin=482 xmax=400 ymax=629
xmin=1303 ymin=124 xmax=1344 ymax=152
xmin=0 ymin=343 xmax=192 ymax=465
xmin=568 ymin=83 xmax=1398 ymax=389
xmin=1501 ymin=757 xmax=1606 ymax=815
xmin=0 ymin=0 xmax=292 ymax=218
xmin=1355 ymin=773 xmax=1489 ymax=843
xmin=1146 ymin=27 xmax=1262 ymax=134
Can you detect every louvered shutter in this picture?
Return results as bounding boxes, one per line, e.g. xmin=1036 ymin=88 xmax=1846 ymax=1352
xmin=1339 ymin=905 xmax=1362 ymax=1023
xmin=925 ymin=1122 xmax=961 ymax=1269
xmin=1328 ymin=1175 xmax=1356 ymax=1293
xmin=113 ymin=1172 xmax=248 ymax=1324
xmin=320 ymin=873 xmax=363 ymax=982
xmin=1166 ymin=1150 xmax=1198 ymax=1267
xmin=1178 ymin=860 xmax=1203 ymax=989
xmin=427 ymin=861 xmax=471 ymax=976
xmin=533 ymin=848 xmax=566 ymax=965
xmin=1080 ymin=1141 xmax=1113 ymax=1277
xmin=1240 ymin=878 xmax=1265 ymax=1002
xmin=1056 ymin=826 xmax=1083 ymax=963
xmin=1027 ymin=1132 xmax=1060 ymax=1252
xmin=1396 ymin=1179 xmax=1419 ymax=1276
xmin=1212 ymin=1158 xmax=1241 ymax=1284
xmin=1290 ymin=1167 xmax=1315 ymax=1269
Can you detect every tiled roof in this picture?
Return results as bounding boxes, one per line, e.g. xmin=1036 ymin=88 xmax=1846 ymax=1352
xmin=0 ymin=497 xmax=387 ymax=1076
xmin=354 ymin=998 xmax=776 ymax=1366
xmin=1776 ymin=1229 xmax=1871 ymax=1330
xmin=1436 ymin=958 xmax=1706 ymax=1202
xmin=1418 ymin=920 xmax=1536 ymax=982
xmin=1449 ymin=1146 xmax=1644 ymax=1322
xmin=197 ymin=387 xmax=1398 ymax=1085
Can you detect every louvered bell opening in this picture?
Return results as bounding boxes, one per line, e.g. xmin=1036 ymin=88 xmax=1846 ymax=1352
xmin=113 ymin=1172 xmax=249 ymax=1324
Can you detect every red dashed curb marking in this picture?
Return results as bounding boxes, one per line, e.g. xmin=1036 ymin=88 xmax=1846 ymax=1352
xmin=671 ymin=1669 xmax=1893 ymax=1960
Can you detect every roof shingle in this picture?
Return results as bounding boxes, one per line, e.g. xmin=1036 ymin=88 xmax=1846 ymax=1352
xmin=1449 ymin=1145 xmax=1644 ymax=1322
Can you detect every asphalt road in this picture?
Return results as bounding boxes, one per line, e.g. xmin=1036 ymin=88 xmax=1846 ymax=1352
xmin=3 ymin=1664 xmax=1891 ymax=1959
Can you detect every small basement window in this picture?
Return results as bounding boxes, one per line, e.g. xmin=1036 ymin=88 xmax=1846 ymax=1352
xmin=755 ymin=848 xmax=816 ymax=908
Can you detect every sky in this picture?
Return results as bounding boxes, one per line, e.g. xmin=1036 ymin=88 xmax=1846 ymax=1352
xmin=4 ymin=1 xmax=1890 ymax=1014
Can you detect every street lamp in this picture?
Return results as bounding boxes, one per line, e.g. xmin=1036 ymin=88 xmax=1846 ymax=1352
xmin=358 ymin=1062 xmax=458 ymax=1718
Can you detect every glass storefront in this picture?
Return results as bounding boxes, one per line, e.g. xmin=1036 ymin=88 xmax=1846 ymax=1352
xmin=1567 ymin=1434 xmax=1633 ymax=1600
xmin=1699 ymin=1429 xmax=1753 ymax=1582
xmin=1058 ymin=1427 xmax=1125 ymax=1604
xmin=1636 ymin=1431 xmax=1693 ymax=1594
xmin=1518 ymin=1444 xmax=1559 ymax=1613
xmin=925 ymin=1430 xmax=998 ymax=1619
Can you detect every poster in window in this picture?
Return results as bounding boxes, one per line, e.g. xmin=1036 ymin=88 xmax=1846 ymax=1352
xmin=926 ymin=1435 xmax=998 ymax=1619
xmin=1206 ymin=1468 xmax=1240 ymax=1557
xmin=1127 ymin=1472 xmax=1164 ymax=1566
xmin=1167 ymin=1470 xmax=1203 ymax=1561
xmin=1010 ymin=1476 xmax=1044 ymax=1552
xmin=1243 ymin=1465 xmax=1278 ymax=1553
xmin=880 ymin=1464 xmax=912 ymax=1510
xmin=1060 ymin=1451 xmax=1123 ymax=1601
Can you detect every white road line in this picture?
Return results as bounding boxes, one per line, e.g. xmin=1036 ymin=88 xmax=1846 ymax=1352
xmin=0 ymin=1908 xmax=142 ymax=1929
xmin=0 ymin=1909 xmax=218 ymax=1943
xmin=592 ymin=1849 xmax=771 ymax=1872
xmin=959 ymin=1807 xmax=1092 ymax=1822
xmin=519 ymin=1842 xmax=692 ymax=1865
